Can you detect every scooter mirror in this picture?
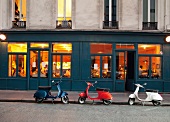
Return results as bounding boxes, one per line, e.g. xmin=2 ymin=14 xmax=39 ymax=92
xmin=143 ymin=83 xmax=147 ymax=85
xmin=52 ymin=80 xmax=55 ymax=83
xmin=95 ymin=81 xmax=97 ymax=84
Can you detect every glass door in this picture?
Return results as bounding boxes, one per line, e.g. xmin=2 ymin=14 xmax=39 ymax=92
xmin=115 ymin=51 xmax=135 ymax=91
xmin=29 ymin=49 xmax=49 ymax=86
xmin=116 ymin=52 xmax=127 ymax=81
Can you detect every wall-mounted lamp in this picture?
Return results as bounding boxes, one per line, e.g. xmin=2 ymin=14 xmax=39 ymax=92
xmin=165 ymin=36 xmax=170 ymax=42
xmin=0 ymin=34 xmax=6 ymax=41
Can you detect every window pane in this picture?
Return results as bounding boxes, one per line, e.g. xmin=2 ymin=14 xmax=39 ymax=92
xmin=8 ymin=55 xmax=17 ymax=77
xmin=52 ymin=43 xmax=72 ymax=53
xmin=102 ymin=56 xmax=111 ymax=78
xmin=18 ymin=55 xmax=26 ymax=77
xmin=15 ymin=0 xmax=27 ymax=21
xmin=30 ymin=43 xmax=49 ymax=48
xmin=138 ymin=44 xmax=162 ymax=54
xmin=52 ymin=55 xmax=61 ymax=78
xmin=8 ymin=43 xmax=27 ymax=52
xmin=62 ymin=55 xmax=71 ymax=78
xmin=90 ymin=43 xmax=112 ymax=54
xmin=116 ymin=52 xmax=125 ymax=80
xmin=151 ymin=57 xmax=161 ymax=79
xmin=30 ymin=51 xmax=38 ymax=78
xmin=40 ymin=51 xmax=48 ymax=78
xmin=138 ymin=56 xmax=149 ymax=79
xmin=116 ymin=44 xmax=134 ymax=49
xmin=66 ymin=0 xmax=72 ymax=17
xmin=58 ymin=0 xmax=64 ymax=17
xmin=91 ymin=56 xmax=100 ymax=78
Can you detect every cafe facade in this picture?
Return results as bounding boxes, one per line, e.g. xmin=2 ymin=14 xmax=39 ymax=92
xmin=0 ymin=30 xmax=170 ymax=92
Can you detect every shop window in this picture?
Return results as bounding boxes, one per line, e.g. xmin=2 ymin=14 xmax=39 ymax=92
xmin=90 ymin=43 xmax=112 ymax=54
xmin=138 ymin=44 xmax=162 ymax=54
xmin=30 ymin=43 xmax=49 ymax=48
xmin=8 ymin=54 xmax=27 ymax=77
xmin=91 ymin=56 xmax=111 ymax=78
xmin=52 ymin=55 xmax=71 ymax=78
xmin=8 ymin=42 xmax=27 ymax=52
xmin=116 ymin=44 xmax=134 ymax=49
xmin=52 ymin=43 xmax=72 ymax=53
xmin=138 ymin=56 xmax=162 ymax=79
xmin=90 ymin=43 xmax=112 ymax=79
xmin=8 ymin=43 xmax=27 ymax=77
xmin=52 ymin=43 xmax=72 ymax=78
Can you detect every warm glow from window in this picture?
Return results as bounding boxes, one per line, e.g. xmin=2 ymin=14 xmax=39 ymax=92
xmin=30 ymin=43 xmax=49 ymax=48
xmin=91 ymin=43 xmax=112 ymax=54
xmin=52 ymin=43 xmax=72 ymax=53
xmin=8 ymin=43 xmax=27 ymax=52
xmin=58 ymin=0 xmax=72 ymax=20
xmin=138 ymin=44 xmax=162 ymax=54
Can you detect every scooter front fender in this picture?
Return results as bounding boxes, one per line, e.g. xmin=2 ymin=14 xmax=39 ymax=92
xmin=100 ymin=92 xmax=113 ymax=100
xmin=79 ymin=92 xmax=87 ymax=98
xmin=61 ymin=92 xmax=68 ymax=97
xmin=129 ymin=94 xmax=136 ymax=99
xmin=34 ymin=90 xmax=47 ymax=98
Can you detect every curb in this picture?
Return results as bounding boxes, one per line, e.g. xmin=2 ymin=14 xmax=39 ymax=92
xmin=1 ymin=99 xmax=170 ymax=106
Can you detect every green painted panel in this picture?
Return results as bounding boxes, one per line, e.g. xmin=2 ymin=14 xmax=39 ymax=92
xmin=0 ymin=42 xmax=8 ymax=78
xmin=138 ymin=81 xmax=163 ymax=92
xmin=81 ymin=42 xmax=90 ymax=80
xmin=164 ymin=81 xmax=170 ymax=92
xmin=115 ymin=80 xmax=125 ymax=92
xmin=29 ymin=79 xmax=38 ymax=90
xmin=0 ymin=79 xmax=7 ymax=89
xmin=72 ymin=42 xmax=80 ymax=80
xmin=7 ymin=79 xmax=27 ymax=90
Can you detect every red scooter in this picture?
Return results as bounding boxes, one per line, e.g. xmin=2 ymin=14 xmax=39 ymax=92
xmin=78 ymin=81 xmax=113 ymax=105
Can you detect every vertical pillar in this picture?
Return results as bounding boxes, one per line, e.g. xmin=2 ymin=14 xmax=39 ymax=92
xmin=19 ymin=0 xmax=22 ymax=20
xmin=64 ymin=0 xmax=66 ymax=20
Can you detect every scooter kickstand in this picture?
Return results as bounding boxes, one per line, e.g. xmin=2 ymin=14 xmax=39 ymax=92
xmin=92 ymin=100 xmax=94 ymax=105
xmin=52 ymin=99 xmax=54 ymax=104
xmin=141 ymin=101 xmax=145 ymax=106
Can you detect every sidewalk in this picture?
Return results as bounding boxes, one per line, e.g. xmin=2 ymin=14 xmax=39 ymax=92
xmin=0 ymin=90 xmax=170 ymax=106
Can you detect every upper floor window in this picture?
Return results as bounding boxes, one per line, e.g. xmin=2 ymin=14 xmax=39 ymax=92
xmin=103 ymin=0 xmax=118 ymax=29
xmin=56 ymin=0 xmax=72 ymax=28
xmin=143 ymin=0 xmax=157 ymax=30
xmin=12 ymin=0 xmax=26 ymax=28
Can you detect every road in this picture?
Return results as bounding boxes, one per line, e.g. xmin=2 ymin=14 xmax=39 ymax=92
xmin=0 ymin=102 xmax=169 ymax=122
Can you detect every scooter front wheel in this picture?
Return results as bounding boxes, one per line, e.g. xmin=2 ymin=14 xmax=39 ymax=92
xmin=78 ymin=97 xmax=86 ymax=104
xmin=128 ymin=98 xmax=135 ymax=105
xmin=103 ymin=100 xmax=112 ymax=105
xmin=61 ymin=96 xmax=69 ymax=104
xmin=35 ymin=97 xmax=44 ymax=103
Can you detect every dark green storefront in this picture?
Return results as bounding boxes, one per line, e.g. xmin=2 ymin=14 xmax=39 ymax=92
xmin=0 ymin=30 xmax=170 ymax=92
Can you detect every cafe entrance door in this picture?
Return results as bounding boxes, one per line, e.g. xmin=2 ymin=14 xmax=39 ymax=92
xmin=115 ymin=51 xmax=135 ymax=91
xmin=29 ymin=49 xmax=49 ymax=89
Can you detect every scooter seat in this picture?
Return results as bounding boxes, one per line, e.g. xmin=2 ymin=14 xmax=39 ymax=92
xmin=38 ymin=86 xmax=52 ymax=90
xmin=146 ymin=89 xmax=158 ymax=93
xmin=96 ymin=87 xmax=110 ymax=92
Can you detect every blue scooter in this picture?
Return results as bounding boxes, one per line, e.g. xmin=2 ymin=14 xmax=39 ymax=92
xmin=33 ymin=77 xmax=69 ymax=104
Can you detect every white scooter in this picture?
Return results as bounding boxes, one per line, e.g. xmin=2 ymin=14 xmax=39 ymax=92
xmin=128 ymin=83 xmax=163 ymax=106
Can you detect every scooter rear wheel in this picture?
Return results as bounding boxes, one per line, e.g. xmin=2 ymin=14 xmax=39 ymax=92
xmin=35 ymin=97 xmax=44 ymax=103
xmin=61 ymin=96 xmax=69 ymax=104
xmin=128 ymin=98 xmax=135 ymax=105
xmin=103 ymin=100 xmax=112 ymax=105
xmin=78 ymin=97 xmax=86 ymax=104
xmin=152 ymin=101 xmax=161 ymax=106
